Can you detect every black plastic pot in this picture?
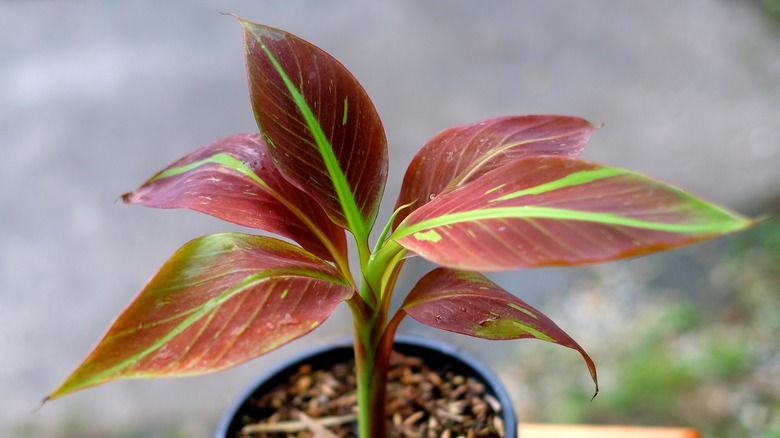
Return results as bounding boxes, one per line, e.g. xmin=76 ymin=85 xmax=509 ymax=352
xmin=214 ymin=334 xmax=517 ymax=437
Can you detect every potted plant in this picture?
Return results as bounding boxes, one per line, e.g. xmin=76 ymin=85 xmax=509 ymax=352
xmin=46 ymin=17 xmax=754 ymax=437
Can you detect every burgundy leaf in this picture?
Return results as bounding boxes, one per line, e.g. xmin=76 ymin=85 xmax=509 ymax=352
xmin=394 ymin=115 xmax=598 ymax=227
xmin=122 ymin=133 xmax=346 ymax=262
xmin=393 ymin=156 xmax=753 ymax=271
xmin=241 ymin=19 xmax=388 ymax=235
xmin=402 ymin=268 xmax=597 ymax=390
xmin=49 ymin=233 xmax=354 ymax=398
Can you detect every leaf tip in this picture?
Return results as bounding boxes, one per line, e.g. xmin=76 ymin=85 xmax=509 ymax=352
xmin=239 ymin=18 xmax=286 ymax=43
xmin=36 ymin=396 xmax=51 ymax=412
xmin=119 ymin=191 xmax=133 ymax=204
xmin=44 ymin=385 xmax=67 ymax=402
xmin=754 ymin=213 xmax=775 ymax=226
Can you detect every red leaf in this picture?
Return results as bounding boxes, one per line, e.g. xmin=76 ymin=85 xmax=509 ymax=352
xmin=393 ymin=156 xmax=753 ymax=271
xmin=122 ymin=133 xmax=346 ymax=262
xmin=394 ymin=115 xmax=597 ymax=228
xmin=402 ymin=268 xmax=597 ymax=391
xmin=241 ymin=19 xmax=388 ymax=234
xmin=49 ymin=234 xmax=354 ymax=398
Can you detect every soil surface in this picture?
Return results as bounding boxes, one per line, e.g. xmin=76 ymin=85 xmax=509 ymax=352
xmin=237 ymin=351 xmax=505 ymax=437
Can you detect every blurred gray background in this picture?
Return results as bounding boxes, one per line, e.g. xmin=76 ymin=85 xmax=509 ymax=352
xmin=2 ymin=1 xmax=779 ymax=437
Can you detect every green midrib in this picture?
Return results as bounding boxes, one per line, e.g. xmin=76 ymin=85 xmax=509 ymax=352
xmin=251 ymin=31 xmax=368 ymax=239
xmin=393 ymin=205 xmax=749 ymax=240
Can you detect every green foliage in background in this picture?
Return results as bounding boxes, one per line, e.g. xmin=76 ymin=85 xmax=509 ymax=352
xmin=512 ymin=215 xmax=779 ymax=438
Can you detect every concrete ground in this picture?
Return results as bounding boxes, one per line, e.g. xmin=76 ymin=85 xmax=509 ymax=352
xmin=2 ymin=1 xmax=779 ymax=436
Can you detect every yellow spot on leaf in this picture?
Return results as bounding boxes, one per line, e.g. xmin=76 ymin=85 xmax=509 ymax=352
xmin=474 ymin=316 xmax=553 ymax=342
xmin=508 ymin=302 xmax=537 ymax=319
xmin=484 ymin=184 xmax=506 ymax=195
xmin=413 ymin=229 xmax=442 ymax=242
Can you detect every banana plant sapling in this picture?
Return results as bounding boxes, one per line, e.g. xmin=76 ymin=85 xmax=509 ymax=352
xmin=48 ymin=17 xmax=755 ymax=437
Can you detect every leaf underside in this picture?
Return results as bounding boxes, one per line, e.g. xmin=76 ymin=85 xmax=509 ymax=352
xmin=402 ymin=268 xmax=597 ymax=391
xmin=241 ymin=19 xmax=388 ymax=236
xmin=49 ymin=234 xmax=354 ymax=399
xmin=122 ymin=133 xmax=346 ymax=262
xmin=393 ymin=115 xmax=598 ymax=228
xmin=393 ymin=156 xmax=753 ymax=271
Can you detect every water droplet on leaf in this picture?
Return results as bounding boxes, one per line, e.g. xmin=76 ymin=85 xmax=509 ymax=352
xmin=280 ymin=313 xmax=300 ymax=326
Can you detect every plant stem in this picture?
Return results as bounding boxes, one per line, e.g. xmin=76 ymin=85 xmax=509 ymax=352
xmin=352 ymin=310 xmax=390 ymax=438
xmin=352 ymin=233 xmax=408 ymax=436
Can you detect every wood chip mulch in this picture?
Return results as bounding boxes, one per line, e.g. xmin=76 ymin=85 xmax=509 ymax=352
xmin=236 ymin=350 xmax=505 ymax=437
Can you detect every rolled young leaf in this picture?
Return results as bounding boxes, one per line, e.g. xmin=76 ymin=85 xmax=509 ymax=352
xmin=48 ymin=233 xmax=354 ymax=399
xmin=392 ymin=156 xmax=754 ymax=271
xmin=122 ymin=133 xmax=346 ymax=262
xmin=393 ymin=115 xmax=598 ymax=228
xmin=241 ymin=19 xmax=388 ymax=239
xmin=402 ymin=268 xmax=597 ymax=391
